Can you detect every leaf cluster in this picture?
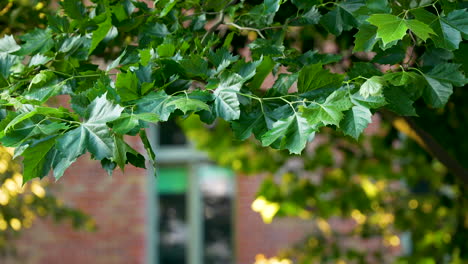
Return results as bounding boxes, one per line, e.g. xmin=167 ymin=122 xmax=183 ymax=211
xmin=0 ymin=0 xmax=466 ymax=184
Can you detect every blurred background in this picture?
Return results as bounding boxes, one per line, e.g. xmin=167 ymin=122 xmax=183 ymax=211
xmin=0 ymin=0 xmax=467 ymax=264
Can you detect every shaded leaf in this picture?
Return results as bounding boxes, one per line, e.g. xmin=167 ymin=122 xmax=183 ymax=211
xmin=297 ymin=63 xmax=344 ymax=93
xmin=340 ymin=105 xmax=372 ymax=139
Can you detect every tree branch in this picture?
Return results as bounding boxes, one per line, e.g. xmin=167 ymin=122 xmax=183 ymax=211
xmin=224 ymin=22 xmax=266 ymax=39
xmin=381 ymin=110 xmax=468 ymax=185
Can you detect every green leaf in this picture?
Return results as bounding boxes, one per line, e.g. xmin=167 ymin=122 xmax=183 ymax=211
xmin=135 ymin=113 xmax=160 ymax=123
xmin=359 ymin=76 xmax=384 ymax=98
xmin=264 ymin=0 xmax=281 ymax=14
xmin=366 ymin=0 xmax=390 ymax=13
xmin=353 ymin=24 xmax=378 ymax=52
xmin=0 ymin=35 xmax=21 ymax=54
xmin=107 ymin=50 xmax=127 ymax=71
xmin=180 ymin=55 xmax=210 ymax=78
xmin=367 ymin=14 xmax=407 ymax=45
xmin=86 ymin=94 xmax=124 ymax=123
xmin=320 ymin=5 xmax=359 ymax=35
xmin=159 ymin=0 xmax=177 ymax=17
xmin=301 ymin=90 xmax=352 ymax=127
xmin=348 ymin=62 xmax=382 ymax=79
xmin=405 ymin=19 xmax=435 ymax=41
xmin=301 ymin=104 xmax=345 ymax=127
xmin=412 ymin=9 xmax=462 ymax=50
xmin=0 ymin=53 xmax=17 ymax=78
xmin=22 ymin=137 xmax=56 ymax=182
xmin=166 ymin=97 xmax=210 ymax=114
xmin=261 ymin=112 xmax=315 ymax=154
xmin=112 ymin=113 xmax=140 ymax=134
xmin=351 ymin=92 xmax=387 ymax=109
xmin=29 ymin=54 xmax=53 ymax=67
xmin=55 ymin=95 xmax=124 ymax=172
xmin=248 ymin=39 xmax=285 ymax=58
xmin=115 ymin=71 xmax=139 ymax=102
xmin=340 ymin=105 xmax=372 ymax=139
xmin=231 ymin=106 xmax=275 ymax=140
xmin=445 ymin=9 xmax=468 ymax=36
xmin=16 ymin=28 xmax=54 ymax=55
xmin=29 ymin=70 xmax=55 ymax=89
xmin=383 ymin=86 xmax=417 ymax=116
xmin=297 ymin=63 xmax=344 ymax=93
xmin=384 ymin=71 xmax=420 ymax=86
xmin=61 ymin=0 xmax=85 ymax=20
xmin=139 ymin=129 xmax=156 ymax=162
xmin=135 ymin=91 xmax=176 ymax=121
xmin=89 ymin=16 xmax=113 ymax=55
xmin=290 ymin=7 xmax=322 ymax=26
xmin=113 ymin=135 xmax=128 ymax=170
xmin=4 ymin=106 xmax=69 ymax=132
xmin=265 ymin=73 xmax=298 ymax=97
xmin=421 ymin=64 xmax=466 ymax=108
xmin=291 ymin=0 xmax=316 ymax=10
xmin=207 ymin=48 xmax=238 ymax=74
xmin=157 ymin=43 xmax=176 ymax=57
xmin=58 ymin=123 xmax=114 ymax=162
xmin=214 ymin=73 xmax=244 ymax=121
xmin=372 ymin=45 xmax=405 ymax=64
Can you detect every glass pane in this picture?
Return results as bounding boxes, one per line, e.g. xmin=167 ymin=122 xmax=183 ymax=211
xmin=198 ymin=165 xmax=235 ymax=264
xmin=159 ymin=119 xmax=187 ymax=146
xmin=158 ymin=167 xmax=188 ymax=264
xmin=158 ymin=167 xmax=188 ymax=194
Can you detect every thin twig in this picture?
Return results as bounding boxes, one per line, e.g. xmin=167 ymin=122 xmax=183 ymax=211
xmin=201 ymin=11 xmax=225 ymax=44
xmin=224 ymin=22 xmax=266 ymax=39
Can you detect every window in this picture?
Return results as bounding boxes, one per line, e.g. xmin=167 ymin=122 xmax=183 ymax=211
xmin=149 ymin=121 xmax=235 ymax=264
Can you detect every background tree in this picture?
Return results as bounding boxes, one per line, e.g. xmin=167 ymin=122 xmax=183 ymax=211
xmin=0 ymin=0 xmax=467 ymax=263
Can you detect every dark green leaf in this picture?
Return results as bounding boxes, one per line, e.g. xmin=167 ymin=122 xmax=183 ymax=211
xmin=340 ymin=105 xmax=372 ymax=139
xmin=353 ymin=24 xmax=378 ymax=52
xmin=61 ymin=0 xmax=86 ymax=20
xmin=22 ymin=137 xmax=56 ymax=182
xmin=412 ymin=9 xmax=462 ymax=50
xmin=16 ymin=28 xmax=54 ymax=55
xmin=421 ymin=64 xmax=466 ymax=108
xmin=297 ymin=63 xmax=344 ymax=93
xmin=89 ymin=16 xmax=113 ymax=55
xmin=135 ymin=91 xmax=176 ymax=121
xmin=115 ymin=71 xmax=139 ymax=102
xmin=320 ymin=5 xmax=359 ymax=35
xmin=383 ymin=86 xmax=417 ymax=116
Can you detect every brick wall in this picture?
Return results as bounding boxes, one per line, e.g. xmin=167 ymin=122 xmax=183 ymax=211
xmin=235 ymin=175 xmax=314 ymax=264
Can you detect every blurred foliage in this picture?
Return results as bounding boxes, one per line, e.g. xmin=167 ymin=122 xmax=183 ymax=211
xmin=180 ymin=104 xmax=468 ymax=263
xmin=0 ymin=0 xmax=51 ymax=35
xmin=0 ymin=146 xmax=94 ymax=257
xmin=254 ymin=253 xmax=293 ymax=264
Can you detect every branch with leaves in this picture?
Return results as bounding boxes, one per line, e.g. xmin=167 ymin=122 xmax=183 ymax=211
xmin=0 ymin=0 xmax=466 ymax=185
